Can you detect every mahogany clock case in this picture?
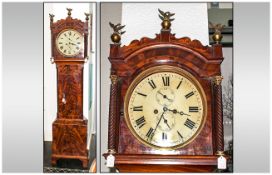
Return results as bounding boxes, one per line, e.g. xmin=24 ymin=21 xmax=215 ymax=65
xmin=43 ymin=3 xmax=96 ymax=171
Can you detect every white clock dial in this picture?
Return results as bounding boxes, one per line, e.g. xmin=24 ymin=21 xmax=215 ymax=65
xmin=56 ymin=29 xmax=84 ymax=57
xmin=124 ymin=66 xmax=207 ymax=149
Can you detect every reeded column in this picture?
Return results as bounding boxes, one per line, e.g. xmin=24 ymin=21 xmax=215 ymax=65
xmin=213 ymin=75 xmax=224 ymax=153
xmin=107 ymin=74 xmax=119 ymax=153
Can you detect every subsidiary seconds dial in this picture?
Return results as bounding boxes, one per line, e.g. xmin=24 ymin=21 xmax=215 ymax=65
xmin=124 ymin=66 xmax=207 ymax=149
xmin=56 ymin=29 xmax=84 ymax=57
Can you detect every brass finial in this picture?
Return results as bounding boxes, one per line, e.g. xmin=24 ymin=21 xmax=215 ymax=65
xmin=109 ymin=22 xmax=126 ymax=44
xmin=67 ymin=8 xmax=72 ymax=17
xmin=49 ymin=14 xmax=54 ymax=23
xmin=85 ymin=13 xmax=90 ymax=21
xmin=213 ymin=75 xmax=223 ymax=85
xmin=158 ymin=9 xmax=175 ymax=30
xmin=209 ymin=22 xmax=225 ymax=44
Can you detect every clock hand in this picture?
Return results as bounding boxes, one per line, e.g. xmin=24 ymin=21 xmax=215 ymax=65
xmin=158 ymin=90 xmax=174 ymax=102
xmin=150 ymin=107 xmax=167 ymax=140
xmin=69 ymin=42 xmax=76 ymax=46
xmin=162 ymin=115 xmax=171 ymax=129
xmin=65 ymin=43 xmax=71 ymax=49
xmin=178 ymin=111 xmax=190 ymax=116
xmin=165 ymin=107 xmax=191 ymax=116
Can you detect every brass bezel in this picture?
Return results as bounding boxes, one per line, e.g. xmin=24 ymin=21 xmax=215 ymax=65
xmin=124 ymin=65 xmax=207 ymax=150
xmin=55 ymin=29 xmax=84 ymax=57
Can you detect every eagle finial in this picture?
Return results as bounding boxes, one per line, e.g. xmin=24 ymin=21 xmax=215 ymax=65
xmin=158 ymin=9 xmax=175 ymax=30
xmin=109 ymin=22 xmax=126 ymax=44
xmin=209 ymin=22 xmax=225 ymax=44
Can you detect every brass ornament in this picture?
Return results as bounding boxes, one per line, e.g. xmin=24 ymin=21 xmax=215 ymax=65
xmin=49 ymin=13 xmax=54 ymax=23
xmin=209 ymin=22 xmax=225 ymax=44
xmin=110 ymin=75 xmax=118 ymax=84
xmin=108 ymin=149 xmax=116 ymax=154
xmin=67 ymin=8 xmax=72 ymax=17
xmin=213 ymin=76 xmax=223 ymax=85
xmin=158 ymin=9 xmax=175 ymax=30
xmin=109 ymin=22 xmax=126 ymax=44
xmin=85 ymin=13 xmax=90 ymax=21
xmin=216 ymin=151 xmax=225 ymax=156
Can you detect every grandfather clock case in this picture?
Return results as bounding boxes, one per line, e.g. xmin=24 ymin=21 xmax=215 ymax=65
xmin=104 ymin=10 xmax=226 ymax=172
xmin=49 ymin=9 xmax=90 ymax=168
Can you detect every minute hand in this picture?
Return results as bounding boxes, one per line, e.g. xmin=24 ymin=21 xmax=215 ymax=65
xmin=150 ymin=107 xmax=167 ymax=140
xmin=166 ymin=107 xmax=191 ymax=116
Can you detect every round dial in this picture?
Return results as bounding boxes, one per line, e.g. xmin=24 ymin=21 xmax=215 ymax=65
xmin=56 ymin=29 xmax=84 ymax=57
xmin=124 ymin=66 xmax=207 ymax=149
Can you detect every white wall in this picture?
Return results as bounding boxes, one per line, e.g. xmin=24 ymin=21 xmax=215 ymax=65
xmin=101 ymin=3 xmax=209 ymax=172
xmin=122 ymin=3 xmax=209 ymax=46
xmin=44 ymin=3 xmax=96 ymax=143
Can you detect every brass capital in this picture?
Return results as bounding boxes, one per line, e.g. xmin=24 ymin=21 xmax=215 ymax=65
xmin=216 ymin=151 xmax=225 ymax=156
xmin=108 ymin=149 xmax=116 ymax=154
xmin=110 ymin=75 xmax=118 ymax=84
xmin=213 ymin=75 xmax=223 ymax=85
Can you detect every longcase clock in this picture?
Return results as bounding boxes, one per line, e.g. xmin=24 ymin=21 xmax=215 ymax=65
xmin=104 ymin=9 xmax=227 ymax=172
xmin=49 ymin=8 xmax=90 ymax=168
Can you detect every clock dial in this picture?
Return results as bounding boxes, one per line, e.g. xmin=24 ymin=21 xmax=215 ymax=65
xmin=56 ymin=29 xmax=84 ymax=57
xmin=124 ymin=66 xmax=206 ymax=149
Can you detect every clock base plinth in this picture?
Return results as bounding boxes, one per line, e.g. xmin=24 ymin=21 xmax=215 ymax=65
xmin=103 ymin=154 xmax=218 ymax=173
xmin=52 ymin=118 xmax=89 ymax=169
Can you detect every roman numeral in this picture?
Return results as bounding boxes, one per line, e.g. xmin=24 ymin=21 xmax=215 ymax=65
xmin=76 ymin=37 xmax=79 ymax=40
xmin=189 ymin=106 xmax=199 ymax=112
xmin=162 ymin=132 xmax=167 ymax=140
xmin=64 ymin=50 xmax=67 ymax=53
xmin=137 ymin=92 xmax=147 ymax=97
xmin=135 ymin=116 xmax=146 ymax=128
xmin=69 ymin=31 xmax=71 ymax=35
xmin=184 ymin=119 xmax=196 ymax=129
xmin=64 ymin=33 xmax=67 ymax=37
xmin=148 ymin=80 xmax=156 ymax=89
xmin=177 ymin=131 xmax=183 ymax=139
xmin=176 ymin=80 xmax=182 ymax=89
xmin=59 ymin=42 xmax=63 ymax=44
xmin=77 ymin=42 xmax=81 ymax=44
xmin=133 ymin=106 xmax=143 ymax=111
xmin=146 ymin=128 xmax=154 ymax=138
xmin=185 ymin=91 xmax=194 ymax=99
xmin=162 ymin=76 xmax=170 ymax=86
xmin=76 ymin=47 xmax=80 ymax=50
xmin=60 ymin=46 xmax=63 ymax=50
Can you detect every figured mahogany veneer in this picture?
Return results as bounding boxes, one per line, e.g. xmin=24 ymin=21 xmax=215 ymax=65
xmin=50 ymin=11 xmax=89 ymax=168
xmin=105 ymin=23 xmax=225 ymax=172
